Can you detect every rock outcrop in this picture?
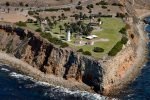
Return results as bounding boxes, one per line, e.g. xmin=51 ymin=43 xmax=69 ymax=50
xmin=0 ymin=24 xmax=103 ymax=93
xmin=0 ymin=0 xmax=148 ymax=96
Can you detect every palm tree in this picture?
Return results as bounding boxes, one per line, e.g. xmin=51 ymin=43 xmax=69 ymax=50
xmin=54 ymin=20 xmax=57 ymax=28
xmin=89 ymin=9 xmax=92 ymax=23
xmin=7 ymin=8 xmax=10 ymax=13
xmin=79 ymin=12 xmax=83 ymax=20
xmin=51 ymin=16 xmax=56 ymax=21
xmin=59 ymin=25 xmax=63 ymax=34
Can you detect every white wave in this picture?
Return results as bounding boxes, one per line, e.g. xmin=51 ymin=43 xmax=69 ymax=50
xmin=9 ymin=72 xmax=33 ymax=80
xmin=8 ymin=71 xmax=112 ymax=100
xmin=1 ymin=68 xmax=10 ymax=72
xmin=35 ymin=81 xmax=50 ymax=86
xmin=44 ymin=85 xmax=110 ymax=100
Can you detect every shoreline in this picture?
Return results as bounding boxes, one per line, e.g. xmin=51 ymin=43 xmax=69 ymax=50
xmin=103 ymin=14 xmax=149 ymax=96
xmin=0 ymin=52 xmax=93 ymax=93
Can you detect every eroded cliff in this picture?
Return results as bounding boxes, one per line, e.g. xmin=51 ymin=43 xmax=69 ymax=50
xmin=0 ymin=24 xmax=103 ymax=93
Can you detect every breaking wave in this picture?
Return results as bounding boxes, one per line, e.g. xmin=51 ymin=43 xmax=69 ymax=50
xmin=1 ymin=67 xmax=111 ymax=100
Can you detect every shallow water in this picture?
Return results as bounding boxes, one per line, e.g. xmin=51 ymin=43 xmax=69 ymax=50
xmin=0 ymin=65 xmax=107 ymax=100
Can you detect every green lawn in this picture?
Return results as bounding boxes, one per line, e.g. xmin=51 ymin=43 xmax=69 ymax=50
xmin=26 ymin=23 xmax=40 ymax=30
xmin=24 ymin=18 xmax=125 ymax=59
xmin=74 ymin=17 xmax=125 ymax=59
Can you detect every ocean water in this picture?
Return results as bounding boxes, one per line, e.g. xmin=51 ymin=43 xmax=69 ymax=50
xmin=117 ymin=18 xmax=150 ymax=100
xmin=0 ymin=65 xmax=107 ymax=100
xmin=1 ymin=19 xmax=150 ymax=100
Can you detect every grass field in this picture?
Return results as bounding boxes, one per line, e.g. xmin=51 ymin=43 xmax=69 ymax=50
xmin=73 ymin=17 xmax=125 ymax=59
xmin=26 ymin=23 xmax=40 ymax=30
xmin=25 ymin=17 xmax=125 ymax=59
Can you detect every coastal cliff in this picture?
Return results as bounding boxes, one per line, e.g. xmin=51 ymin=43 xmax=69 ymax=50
xmin=0 ymin=25 xmax=103 ymax=93
xmin=0 ymin=0 xmax=148 ymax=96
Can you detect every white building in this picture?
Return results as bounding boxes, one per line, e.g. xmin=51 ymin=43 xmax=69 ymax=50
xmin=66 ymin=30 xmax=71 ymax=41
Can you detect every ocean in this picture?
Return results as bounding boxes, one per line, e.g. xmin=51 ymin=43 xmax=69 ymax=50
xmin=0 ymin=18 xmax=150 ymax=100
xmin=0 ymin=65 xmax=107 ymax=100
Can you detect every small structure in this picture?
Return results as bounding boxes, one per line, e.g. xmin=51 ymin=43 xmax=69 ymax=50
xmin=41 ymin=19 xmax=48 ymax=32
xmin=86 ymin=35 xmax=98 ymax=40
xmin=99 ymin=21 xmax=102 ymax=25
xmin=66 ymin=30 xmax=71 ymax=41
xmin=87 ymin=40 xmax=94 ymax=45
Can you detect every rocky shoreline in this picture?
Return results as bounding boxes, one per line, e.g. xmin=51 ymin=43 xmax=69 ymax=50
xmin=0 ymin=15 xmax=148 ymax=97
xmin=0 ymin=52 xmax=93 ymax=93
xmin=103 ymin=20 xmax=148 ymax=96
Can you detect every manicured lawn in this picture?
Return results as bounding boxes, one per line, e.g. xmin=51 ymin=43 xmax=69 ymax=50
xmin=74 ymin=17 xmax=125 ymax=59
xmin=26 ymin=23 xmax=40 ymax=30
xmin=25 ymin=18 xmax=125 ymax=59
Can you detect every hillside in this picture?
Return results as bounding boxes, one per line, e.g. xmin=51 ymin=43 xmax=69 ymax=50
xmin=0 ymin=0 xmax=79 ymax=6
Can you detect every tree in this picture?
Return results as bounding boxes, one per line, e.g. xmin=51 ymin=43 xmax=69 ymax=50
xmin=74 ymin=14 xmax=79 ymax=21
xmin=97 ymin=18 xmax=101 ymax=22
xmin=6 ymin=2 xmax=10 ymax=6
xmin=53 ymin=20 xmax=57 ymax=28
xmin=82 ymin=14 xmax=87 ymax=20
xmin=51 ymin=16 xmax=56 ymax=21
xmin=7 ymin=8 xmax=10 ymax=13
xmin=59 ymin=25 xmax=63 ymax=34
xmin=78 ymin=1 xmax=81 ymax=5
xmin=58 ymin=16 xmax=61 ymax=21
xmin=79 ymin=12 xmax=83 ymax=20
xmin=19 ymin=2 xmax=24 ymax=6
xmin=93 ymin=47 xmax=104 ymax=52
xmin=25 ymin=4 xmax=29 ymax=7
xmin=82 ymin=51 xmax=92 ymax=56
xmin=88 ymin=9 xmax=92 ymax=23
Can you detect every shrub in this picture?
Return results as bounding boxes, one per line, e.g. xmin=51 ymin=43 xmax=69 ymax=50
xmin=35 ymin=28 xmax=42 ymax=32
xmin=121 ymin=36 xmax=128 ymax=44
xmin=61 ymin=7 xmax=70 ymax=11
xmin=119 ymin=27 xmax=127 ymax=35
xmin=82 ymin=51 xmax=92 ymax=56
xmin=96 ymin=1 xmax=108 ymax=5
xmin=86 ymin=4 xmax=94 ymax=9
xmin=112 ymin=3 xmax=123 ymax=6
xmin=101 ymin=5 xmax=107 ymax=9
xmin=108 ymin=41 xmax=123 ymax=56
xmin=76 ymin=6 xmax=83 ymax=10
xmin=28 ymin=11 xmax=34 ymax=15
xmin=116 ymin=13 xmax=125 ymax=18
xmin=27 ymin=19 xmax=33 ymax=23
xmin=77 ymin=48 xmax=83 ymax=52
xmin=16 ymin=21 xmax=27 ymax=27
xmin=60 ymin=43 xmax=69 ymax=48
xmin=44 ymin=8 xmax=59 ymax=12
xmin=6 ymin=2 xmax=10 ymax=6
xmin=93 ymin=47 xmax=104 ymax=52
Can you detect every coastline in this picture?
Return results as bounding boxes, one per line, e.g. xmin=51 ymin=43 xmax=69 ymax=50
xmin=0 ymin=52 xmax=93 ymax=93
xmin=0 ymin=11 xmax=149 ymax=98
xmin=103 ymin=14 xmax=149 ymax=96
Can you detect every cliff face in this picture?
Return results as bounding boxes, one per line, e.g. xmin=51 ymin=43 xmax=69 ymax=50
xmin=0 ymin=0 xmax=147 ymax=95
xmin=0 ymin=24 xmax=103 ymax=93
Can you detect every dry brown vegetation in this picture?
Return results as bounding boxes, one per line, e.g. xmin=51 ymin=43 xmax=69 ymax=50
xmin=0 ymin=0 xmax=79 ymax=6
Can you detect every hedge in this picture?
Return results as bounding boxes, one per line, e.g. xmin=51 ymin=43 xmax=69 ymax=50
xmin=16 ymin=21 xmax=27 ymax=27
xmin=40 ymin=32 xmax=69 ymax=48
xmin=108 ymin=41 xmax=123 ymax=56
xmin=93 ymin=47 xmax=104 ymax=52
xmin=82 ymin=51 xmax=92 ymax=56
